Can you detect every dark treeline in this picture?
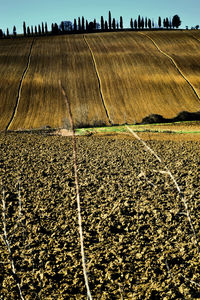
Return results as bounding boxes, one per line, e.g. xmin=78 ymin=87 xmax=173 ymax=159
xmin=0 ymin=12 xmax=197 ymax=39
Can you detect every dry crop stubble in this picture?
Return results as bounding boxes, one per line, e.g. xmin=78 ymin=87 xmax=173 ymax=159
xmin=9 ymin=35 xmax=109 ymax=130
xmin=86 ymin=32 xmax=200 ymax=124
xmin=147 ymin=31 xmax=200 ymax=101
xmin=0 ymin=38 xmax=33 ymax=130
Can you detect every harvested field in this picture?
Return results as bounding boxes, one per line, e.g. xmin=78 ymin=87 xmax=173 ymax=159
xmin=1 ymin=133 xmax=200 ymax=299
xmin=0 ymin=38 xmax=33 ymax=130
xmin=147 ymin=31 xmax=200 ymax=99
xmin=0 ymin=31 xmax=200 ymax=130
xmin=8 ymin=35 xmax=109 ymax=130
xmin=86 ymin=31 xmax=200 ymax=124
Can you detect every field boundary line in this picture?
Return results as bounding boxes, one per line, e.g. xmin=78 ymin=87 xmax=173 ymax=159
xmin=139 ymin=32 xmax=200 ymax=104
xmin=59 ymin=81 xmax=93 ymax=300
xmin=83 ymin=35 xmax=112 ymax=125
xmin=6 ymin=38 xmax=35 ymax=131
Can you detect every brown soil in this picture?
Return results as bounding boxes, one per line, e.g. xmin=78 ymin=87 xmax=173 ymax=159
xmin=0 ymin=133 xmax=200 ymax=299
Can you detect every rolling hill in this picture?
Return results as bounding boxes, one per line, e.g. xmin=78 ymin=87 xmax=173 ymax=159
xmin=0 ymin=30 xmax=200 ymax=130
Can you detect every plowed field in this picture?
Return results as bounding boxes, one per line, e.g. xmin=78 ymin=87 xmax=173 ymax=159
xmin=1 ymin=133 xmax=200 ymax=299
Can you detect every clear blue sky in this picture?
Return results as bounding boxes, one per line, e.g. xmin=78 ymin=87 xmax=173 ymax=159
xmin=0 ymin=0 xmax=199 ymax=33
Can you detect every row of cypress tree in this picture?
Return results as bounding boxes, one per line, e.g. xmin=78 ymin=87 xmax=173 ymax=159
xmin=0 ymin=12 xmax=182 ymax=38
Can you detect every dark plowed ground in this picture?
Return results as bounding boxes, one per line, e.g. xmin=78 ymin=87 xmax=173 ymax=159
xmin=0 ymin=133 xmax=200 ymax=299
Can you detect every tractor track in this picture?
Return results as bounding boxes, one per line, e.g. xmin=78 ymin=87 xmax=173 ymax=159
xmin=139 ymin=32 xmax=200 ymax=104
xmin=83 ymin=35 xmax=112 ymax=125
xmin=6 ymin=38 xmax=35 ymax=131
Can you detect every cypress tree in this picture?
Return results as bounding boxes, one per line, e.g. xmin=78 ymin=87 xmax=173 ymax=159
xmin=134 ymin=19 xmax=137 ymax=30
xmin=45 ymin=22 xmax=48 ymax=34
xmin=74 ymin=19 xmax=77 ymax=31
xmin=38 ymin=25 xmax=41 ymax=35
xmin=42 ymin=22 xmax=44 ymax=34
xmin=82 ymin=16 xmax=85 ymax=31
xmin=145 ymin=17 xmax=148 ymax=28
xmin=130 ymin=18 xmax=133 ymax=29
xmin=148 ymin=19 xmax=151 ymax=29
xmin=138 ymin=15 xmax=141 ymax=29
xmin=78 ymin=17 xmax=81 ymax=32
xmin=23 ymin=21 xmax=27 ymax=36
xmin=0 ymin=29 xmax=3 ymax=39
xmin=152 ymin=19 xmax=154 ymax=28
xmin=112 ymin=18 xmax=116 ymax=30
xmin=109 ymin=11 xmax=112 ymax=30
xmin=6 ymin=28 xmax=10 ymax=38
xmin=35 ymin=25 xmax=38 ymax=35
xmin=27 ymin=26 xmax=30 ymax=36
xmin=158 ymin=16 xmax=162 ymax=28
xmin=166 ymin=17 xmax=169 ymax=29
xmin=120 ymin=16 xmax=123 ymax=29
xmin=13 ymin=26 xmax=17 ymax=36
xmin=61 ymin=21 xmax=65 ymax=32
xmin=101 ymin=16 xmax=105 ymax=31
xmin=86 ymin=20 xmax=89 ymax=31
xmin=94 ymin=18 xmax=97 ymax=30
xmin=105 ymin=20 xmax=108 ymax=31
xmin=141 ymin=17 xmax=144 ymax=29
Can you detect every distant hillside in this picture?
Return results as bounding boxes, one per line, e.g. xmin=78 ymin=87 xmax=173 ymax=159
xmin=0 ymin=30 xmax=200 ymax=131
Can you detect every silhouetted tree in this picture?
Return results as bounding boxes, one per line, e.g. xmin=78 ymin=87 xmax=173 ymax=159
xmin=120 ymin=16 xmax=123 ymax=29
xmin=27 ymin=26 xmax=30 ymax=36
xmin=35 ymin=26 xmax=38 ymax=35
xmin=138 ymin=15 xmax=141 ymax=29
xmin=0 ymin=29 xmax=3 ymax=38
xmin=105 ymin=20 xmax=108 ymax=31
xmin=169 ymin=18 xmax=172 ymax=29
xmin=23 ymin=21 xmax=26 ymax=36
xmin=145 ymin=17 xmax=148 ymax=28
xmin=74 ymin=19 xmax=77 ymax=31
xmin=172 ymin=15 xmax=181 ymax=28
xmin=38 ymin=25 xmax=41 ymax=35
xmin=45 ymin=22 xmax=48 ymax=34
xmin=13 ymin=26 xmax=17 ymax=36
xmin=117 ymin=21 xmax=119 ymax=30
xmin=152 ymin=19 xmax=155 ymax=28
xmin=112 ymin=18 xmax=116 ymax=30
xmin=166 ymin=17 xmax=169 ymax=29
xmin=158 ymin=16 xmax=161 ymax=28
xmin=61 ymin=21 xmax=65 ymax=32
xmin=31 ymin=26 xmax=34 ymax=36
xmin=134 ymin=19 xmax=137 ymax=30
xmin=101 ymin=16 xmax=104 ymax=30
xmin=94 ymin=18 xmax=97 ymax=30
xmin=42 ymin=22 xmax=44 ymax=34
xmin=86 ymin=20 xmax=89 ymax=31
xmin=130 ymin=18 xmax=133 ymax=29
xmin=6 ymin=28 xmax=10 ymax=38
xmin=82 ymin=16 xmax=85 ymax=31
xmin=148 ymin=18 xmax=151 ymax=29
xmin=109 ymin=11 xmax=112 ymax=30
xmin=78 ymin=17 xmax=81 ymax=31
xmin=141 ymin=17 xmax=144 ymax=29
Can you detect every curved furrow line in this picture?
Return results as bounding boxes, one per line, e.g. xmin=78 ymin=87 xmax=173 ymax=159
xmin=83 ymin=35 xmax=112 ymax=125
xmin=139 ymin=32 xmax=200 ymax=104
xmin=6 ymin=38 xmax=35 ymax=131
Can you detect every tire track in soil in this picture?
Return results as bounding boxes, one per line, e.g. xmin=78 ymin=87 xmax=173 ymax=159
xmin=139 ymin=32 xmax=200 ymax=104
xmin=6 ymin=38 xmax=35 ymax=131
xmin=83 ymin=35 xmax=113 ymax=125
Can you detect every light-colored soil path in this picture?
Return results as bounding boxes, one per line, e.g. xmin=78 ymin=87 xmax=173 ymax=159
xmin=140 ymin=32 xmax=200 ymax=103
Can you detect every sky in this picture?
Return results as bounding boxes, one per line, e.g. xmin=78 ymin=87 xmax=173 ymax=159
xmin=0 ymin=0 xmax=199 ymax=33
